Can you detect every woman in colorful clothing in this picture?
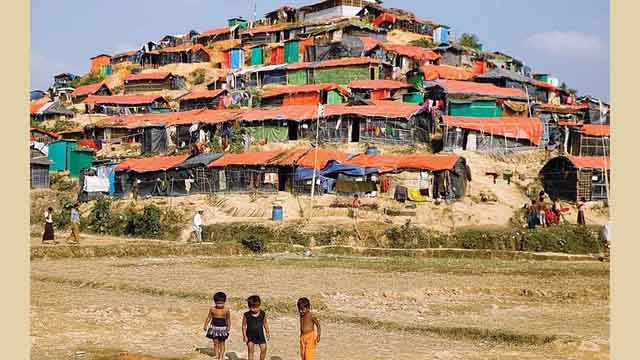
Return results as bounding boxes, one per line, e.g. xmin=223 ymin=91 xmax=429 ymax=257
xmin=577 ymin=197 xmax=587 ymax=225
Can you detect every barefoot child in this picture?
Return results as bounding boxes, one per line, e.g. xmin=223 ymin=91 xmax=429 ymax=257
xmin=297 ymin=297 xmax=321 ymax=360
xmin=203 ymin=292 xmax=231 ymax=360
xmin=243 ymin=295 xmax=270 ymax=360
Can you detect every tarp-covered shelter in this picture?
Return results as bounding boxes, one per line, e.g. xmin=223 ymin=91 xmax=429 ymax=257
xmin=178 ymin=90 xmax=227 ymax=111
xmin=539 ymin=156 xmax=610 ymax=202
xmin=78 ymin=163 xmax=117 ymax=202
xmin=260 ymin=83 xmax=349 ymax=107
xmin=568 ymin=124 xmax=610 ymax=157
xmin=208 ymin=150 xmax=286 ymax=193
xmin=286 ymin=57 xmax=392 ymax=85
xmin=241 ymin=105 xmax=319 ymax=142
xmin=123 ymin=72 xmax=186 ymax=93
xmin=168 ymin=152 xmax=225 ymax=195
xmin=85 ymin=95 xmax=171 ymax=115
xmin=30 ymin=147 xmax=51 ymax=189
xmin=30 ymin=128 xmax=60 ymax=145
xmin=71 ymin=82 xmax=112 ymax=104
xmin=348 ymin=79 xmax=414 ymax=100
xmin=114 ymin=155 xmax=189 ymax=197
xmin=442 ymin=116 xmax=542 ymax=154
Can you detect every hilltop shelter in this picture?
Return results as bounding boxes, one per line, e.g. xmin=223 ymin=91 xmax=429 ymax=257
xmin=299 ymin=0 xmax=373 ymax=22
xmin=169 ymin=152 xmax=225 ymax=195
xmin=240 ymin=105 xmax=319 ymax=142
xmin=178 ymin=90 xmax=228 ymax=111
xmin=539 ymin=156 xmax=610 ymax=202
xmin=30 ymin=146 xmax=52 ymax=189
xmin=114 ymin=155 xmax=189 ymax=197
xmin=84 ymin=95 xmax=171 ymax=115
xmin=233 ymin=64 xmax=289 ymax=88
xmin=567 ymin=124 xmax=610 ymax=157
xmin=441 ymin=116 xmax=543 ymax=154
xmin=30 ymin=101 xmax=74 ymax=122
xmin=71 ymin=82 xmax=112 ymax=104
xmin=30 ymin=128 xmax=60 ymax=145
xmin=77 ymin=162 xmax=118 ymax=202
xmin=208 ymin=150 xmax=285 ymax=193
xmin=286 ymin=57 xmax=392 ymax=86
xmin=356 ymin=2 xmax=440 ymax=36
xmin=260 ymin=83 xmax=348 ymax=107
xmin=112 ymin=50 xmax=138 ymax=65
xmin=90 ymin=54 xmax=112 ymax=74
xmin=367 ymin=43 xmax=441 ymax=75
xmin=196 ymin=26 xmax=238 ymax=46
xmin=123 ymin=72 xmax=186 ymax=93
xmin=348 ymin=79 xmax=414 ymax=100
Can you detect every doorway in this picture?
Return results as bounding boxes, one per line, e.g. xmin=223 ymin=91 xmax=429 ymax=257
xmin=351 ymin=118 xmax=360 ymax=143
xmin=288 ymin=122 xmax=299 ymax=140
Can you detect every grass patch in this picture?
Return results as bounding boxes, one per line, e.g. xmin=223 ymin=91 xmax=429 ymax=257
xmin=31 ymin=274 xmax=326 ymax=315
xmin=328 ymin=315 xmax=565 ymax=346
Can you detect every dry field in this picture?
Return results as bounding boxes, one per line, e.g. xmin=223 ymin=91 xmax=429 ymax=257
xmin=31 ymin=253 xmax=609 ymax=359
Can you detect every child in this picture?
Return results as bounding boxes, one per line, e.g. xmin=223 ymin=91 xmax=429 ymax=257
xmin=297 ymin=297 xmax=321 ymax=360
xmin=243 ymin=295 xmax=270 ymax=360
xmin=527 ymin=199 xmax=538 ymax=229
xmin=203 ymin=292 xmax=231 ymax=360
xmin=352 ymin=194 xmax=361 ymax=219
xmin=42 ymin=207 xmax=56 ymax=244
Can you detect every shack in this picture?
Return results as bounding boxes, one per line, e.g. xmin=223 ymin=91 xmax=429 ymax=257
xmin=123 ymin=72 xmax=186 ymax=93
xmin=286 ymin=57 xmax=392 ymax=85
xmin=299 ymin=0 xmax=371 ymax=22
xmin=30 ymin=100 xmax=74 ymax=122
xmin=357 ymin=2 xmax=439 ymax=36
xmin=367 ymin=43 xmax=441 ymax=75
xmin=178 ymin=90 xmax=227 ymax=111
xmin=260 ymin=83 xmax=348 ymax=107
xmin=196 ymin=26 xmax=238 ymax=46
xmin=208 ymin=150 xmax=285 ymax=193
xmin=71 ymin=82 xmax=112 ymax=104
xmin=568 ymin=124 xmax=610 ymax=157
xmin=321 ymin=101 xmax=429 ymax=144
xmin=84 ymin=95 xmax=171 ymax=115
xmin=441 ymin=116 xmax=543 ymax=154
xmin=159 ymin=30 xmax=199 ymax=48
xmin=407 ymin=64 xmax=475 ymax=89
xmin=90 ymin=54 xmax=112 ymax=74
xmin=30 ymin=146 xmax=51 ymax=189
xmin=168 ymin=152 xmax=224 ymax=195
xmin=240 ymin=105 xmax=319 ymax=142
xmin=114 ymin=155 xmax=189 ymax=197
xmin=539 ymin=156 xmax=610 ymax=202
xmin=30 ymin=128 xmax=60 ymax=145
xmin=348 ymin=79 xmax=414 ymax=100
xmin=47 ymin=139 xmax=95 ymax=176
xmin=111 ymin=50 xmax=138 ymax=65
xmin=432 ymin=44 xmax=483 ymax=68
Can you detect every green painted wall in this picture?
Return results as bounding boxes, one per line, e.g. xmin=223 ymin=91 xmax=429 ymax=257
xmin=48 ymin=140 xmax=76 ymax=172
xmin=314 ymin=65 xmax=370 ymax=85
xmin=284 ymin=41 xmax=299 ymax=64
xmin=327 ymin=90 xmax=343 ymax=104
xmin=251 ymin=47 xmax=264 ymax=66
xmin=69 ymin=150 xmax=94 ymax=178
xmin=403 ymin=93 xmax=424 ymax=104
xmin=449 ymin=100 xmax=503 ymax=117
xmin=287 ymin=69 xmax=307 ymax=85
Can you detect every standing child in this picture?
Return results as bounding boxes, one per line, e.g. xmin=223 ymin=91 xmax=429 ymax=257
xmin=243 ymin=295 xmax=270 ymax=360
xmin=203 ymin=292 xmax=231 ymax=360
xmin=352 ymin=194 xmax=361 ymax=220
xmin=297 ymin=297 xmax=321 ymax=360
xmin=42 ymin=207 xmax=56 ymax=244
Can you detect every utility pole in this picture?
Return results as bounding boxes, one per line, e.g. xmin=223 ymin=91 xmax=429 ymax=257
xmin=309 ymin=103 xmax=323 ymax=220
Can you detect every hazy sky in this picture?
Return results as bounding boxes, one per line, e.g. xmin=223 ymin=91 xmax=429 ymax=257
xmin=30 ymin=0 xmax=609 ymax=100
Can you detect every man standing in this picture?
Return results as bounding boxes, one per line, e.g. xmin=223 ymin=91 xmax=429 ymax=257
xmin=68 ymin=204 xmax=81 ymax=244
xmin=192 ymin=209 xmax=204 ymax=243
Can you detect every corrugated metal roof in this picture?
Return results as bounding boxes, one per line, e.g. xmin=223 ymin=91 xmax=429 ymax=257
xmin=176 ymin=153 xmax=224 ymax=169
xmin=443 ymin=116 xmax=543 ymax=145
xmin=71 ymin=82 xmax=109 ymax=97
xmin=382 ymin=44 xmax=441 ymax=62
xmin=208 ymin=150 xmax=286 ymax=167
xmin=115 ymin=155 xmax=189 ymax=173
xmin=580 ymin=124 xmax=610 ymax=137
xmin=179 ymin=89 xmax=227 ymax=101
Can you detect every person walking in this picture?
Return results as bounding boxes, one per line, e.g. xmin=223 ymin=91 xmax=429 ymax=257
xmin=42 ymin=207 xmax=56 ymax=244
xmin=192 ymin=209 xmax=204 ymax=242
xmin=577 ymin=197 xmax=587 ymax=225
xmin=67 ymin=204 xmax=81 ymax=244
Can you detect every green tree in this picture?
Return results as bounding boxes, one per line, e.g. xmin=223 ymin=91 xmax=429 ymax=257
xmin=409 ymin=38 xmax=435 ymax=48
xmin=457 ymin=33 xmax=482 ymax=50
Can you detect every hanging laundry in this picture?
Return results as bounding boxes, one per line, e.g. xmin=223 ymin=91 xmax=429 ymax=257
xmin=394 ymin=185 xmax=408 ymax=203
xmin=407 ymin=187 xmax=429 ymax=202
xmin=263 ymin=172 xmax=278 ymax=184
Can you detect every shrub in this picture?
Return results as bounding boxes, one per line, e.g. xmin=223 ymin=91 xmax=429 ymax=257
xmin=241 ymin=234 xmax=266 ymax=252
xmin=190 ymin=68 xmax=207 ymax=85
xmin=409 ymin=38 xmax=435 ymax=48
xmin=87 ymin=196 xmax=113 ymax=234
xmin=71 ymin=72 xmax=106 ymax=88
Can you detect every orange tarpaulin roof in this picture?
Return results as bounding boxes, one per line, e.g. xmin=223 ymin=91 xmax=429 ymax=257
xmin=359 ymin=36 xmax=381 ymax=52
xmin=178 ymin=89 xmax=226 ymax=101
xmin=96 ymin=109 xmax=243 ymax=128
xmin=242 ymin=105 xmax=319 ymax=122
xmin=85 ymin=95 xmax=166 ymax=105
xmin=443 ymin=116 xmax=543 ymax=145
xmin=343 ymin=153 xmax=460 ymax=173
xmin=208 ymin=150 xmax=286 ymax=167
xmin=382 ymin=44 xmax=441 ymax=62
xmin=287 ymin=57 xmax=384 ymax=70
xmin=438 ymin=80 xmax=527 ymax=99
xmin=71 ymin=82 xmax=109 ymax=97
xmin=115 ymin=155 xmax=189 ymax=173
xmin=325 ymin=101 xmax=422 ymax=119
xmin=199 ymin=26 xmax=233 ymax=37
xmin=421 ymin=64 xmax=474 ymax=81
xmin=566 ymin=156 xmax=610 ymax=170
xmin=580 ymin=124 xmax=610 ymax=137
xmin=348 ymin=79 xmax=413 ymax=90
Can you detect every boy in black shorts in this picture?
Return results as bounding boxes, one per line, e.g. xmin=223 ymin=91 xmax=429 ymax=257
xmin=242 ymin=295 xmax=270 ymax=360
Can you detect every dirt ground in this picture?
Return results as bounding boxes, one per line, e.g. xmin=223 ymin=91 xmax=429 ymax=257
xmin=31 ymin=253 xmax=609 ymax=359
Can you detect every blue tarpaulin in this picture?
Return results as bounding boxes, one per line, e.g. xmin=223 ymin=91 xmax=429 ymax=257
xmin=295 ymin=160 xmax=378 ymax=180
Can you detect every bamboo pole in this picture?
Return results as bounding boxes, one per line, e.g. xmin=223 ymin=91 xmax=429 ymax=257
xmin=308 ymin=104 xmax=323 ymax=220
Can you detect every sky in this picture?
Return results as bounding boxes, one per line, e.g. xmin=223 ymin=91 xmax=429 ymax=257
xmin=30 ymin=0 xmax=610 ymax=100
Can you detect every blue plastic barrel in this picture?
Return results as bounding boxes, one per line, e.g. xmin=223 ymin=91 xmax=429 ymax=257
xmin=272 ymin=206 xmax=283 ymax=221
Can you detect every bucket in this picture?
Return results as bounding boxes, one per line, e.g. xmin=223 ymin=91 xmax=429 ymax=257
xmin=272 ymin=206 xmax=283 ymax=221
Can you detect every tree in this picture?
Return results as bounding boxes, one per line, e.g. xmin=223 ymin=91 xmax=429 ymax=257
xmin=457 ymin=33 xmax=482 ymax=51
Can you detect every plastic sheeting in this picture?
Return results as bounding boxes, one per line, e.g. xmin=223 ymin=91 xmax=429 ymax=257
xmin=295 ymin=160 xmax=378 ymax=180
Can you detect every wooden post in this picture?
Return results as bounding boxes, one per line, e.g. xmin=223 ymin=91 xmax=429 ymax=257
xmin=309 ymin=104 xmax=323 ymax=220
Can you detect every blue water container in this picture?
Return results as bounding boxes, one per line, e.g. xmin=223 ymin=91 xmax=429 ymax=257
xmin=272 ymin=206 xmax=283 ymax=221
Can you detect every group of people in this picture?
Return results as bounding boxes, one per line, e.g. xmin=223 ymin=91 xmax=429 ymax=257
xmin=527 ymin=191 xmax=587 ymax=229
xmin=41 ymin=204 xmax=82 ymax=245
xmin=203 ymin=292 xmax=321 ymax=360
